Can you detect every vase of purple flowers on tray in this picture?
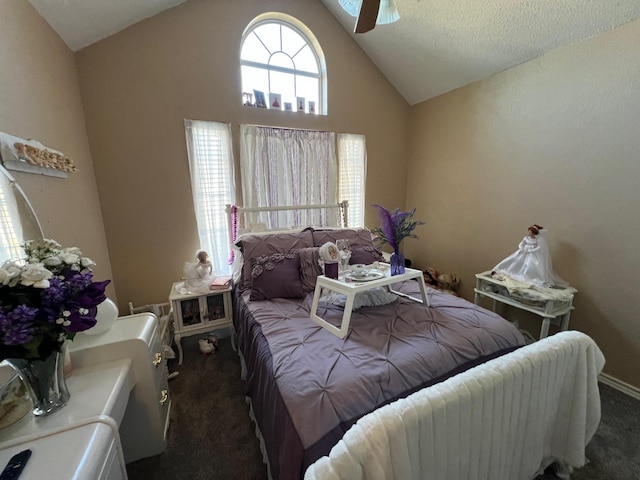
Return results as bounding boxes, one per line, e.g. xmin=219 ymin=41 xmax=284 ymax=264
xmin=372 ymin=205 xmax=424 ymax=276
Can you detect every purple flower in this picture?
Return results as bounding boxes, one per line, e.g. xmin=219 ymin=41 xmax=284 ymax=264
xmin=62 ymin=280 xmax=110 ymax=333
xmin=373 ymin=205 xmax=398 ymax=251
xmin=0 ymin=239 xmax=112 ymax=360
xmin=0 ymin=305 xmax=38 ymax=345
xmin=372 ymin=205 xmax=425 ymax=252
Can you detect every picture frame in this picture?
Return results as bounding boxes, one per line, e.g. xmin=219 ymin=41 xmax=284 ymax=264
xmin=253 ymin=89 xmax=267 ymax=108
xmin=297 ymin=96 xmax=306 ymax=113
xmin=284 ymin=102 xmax=292 ymax=112
xmin=308 ymin=100 xmax=316 ymax=114
xmin=269 ymin=93 xmax=282 ymax=110
xmin=242 ymin=92 xmax=254 ymax=107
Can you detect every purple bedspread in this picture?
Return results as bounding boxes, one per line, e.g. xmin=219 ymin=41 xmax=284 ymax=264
xmin=234 ymin=281 xmax=525 ymax=480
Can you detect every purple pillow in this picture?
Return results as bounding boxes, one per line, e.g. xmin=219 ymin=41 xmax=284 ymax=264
xmin=311 ymin=228 xmax=377 ymax=250
xmin=249 ymin=253 xmax=305 ymax=301
xmin=296 ymin=247 xmax=322 ymax=292
xmin=349 ymin=246 xmax=384 ymax=265
xmin=236 ymin=229 xmax=314 ymax=291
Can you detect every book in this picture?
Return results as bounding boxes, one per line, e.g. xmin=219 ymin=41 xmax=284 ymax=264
xmin=210 ymin=276 xmax=232 ymax=290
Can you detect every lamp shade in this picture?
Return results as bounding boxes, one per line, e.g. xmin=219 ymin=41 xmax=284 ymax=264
xmin=83 ymin=298 xmax=119 ymax=335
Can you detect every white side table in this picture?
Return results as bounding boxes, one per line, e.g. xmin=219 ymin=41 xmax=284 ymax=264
xmin=310 ymin=267 xmax=430 ymax=339
xmin=473 ymin=271 xmax=576 ymax=339
xmin=168 ymin=282 xmax=234 ymax=365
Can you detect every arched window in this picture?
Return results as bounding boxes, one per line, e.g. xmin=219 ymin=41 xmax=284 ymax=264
xmin=240 ymin=14 xmax=326 ymax=114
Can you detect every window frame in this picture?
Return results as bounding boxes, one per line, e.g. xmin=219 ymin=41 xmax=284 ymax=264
xmin=240 ymin=14 xmax=327 ymax=114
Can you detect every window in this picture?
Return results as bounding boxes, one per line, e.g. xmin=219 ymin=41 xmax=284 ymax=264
xmin=239 ymin=125 xmax=337 ymax=229
xmin=338 ymin=134 xmax=367 ymax=227
xmin=240 ymin=15 xmax=326 ymax=114
xmin=0 ymin=184 xmax=23 ymax=261
xmin=185 ymin=123 xmax=367 ymax=273
xmin=184 ymin=120 xmax=235 ymax=275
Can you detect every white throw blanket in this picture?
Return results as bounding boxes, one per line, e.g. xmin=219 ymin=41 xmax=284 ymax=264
xmin=305 ymin=331 xmax=604 ymax=480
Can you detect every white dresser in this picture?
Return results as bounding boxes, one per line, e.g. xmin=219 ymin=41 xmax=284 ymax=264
xmin=0 ymin=420 xmax=127 ymax=480
xmin=0 ymin=313 xmax=171 ymax=476
xmin=70 ymin=313 xmax=171 ymax=464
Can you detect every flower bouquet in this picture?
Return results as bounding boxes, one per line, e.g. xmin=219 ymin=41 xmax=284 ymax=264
xmin=0 ymin=239 xmax=110 ymax=415
xmin=372 ymin=205 xmax=424 ymax=275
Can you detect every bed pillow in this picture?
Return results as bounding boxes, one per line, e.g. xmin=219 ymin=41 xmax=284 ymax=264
xmin=249 ymin=253 xmax=305 ymax=301
xmin=312 ymin=227 xmax=384 ymax=266
xmin=296 ymin=247 xmax=322 ymax=292
xmin=311 ymin=227 xmax=376 ymax=249
xmin=236 ymin=228 xmax=314 ymax=291
xmin=349 ymin=246 xmax=384 ymax=265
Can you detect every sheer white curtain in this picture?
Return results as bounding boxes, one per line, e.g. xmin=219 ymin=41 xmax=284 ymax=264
xmin=184 ymin=120 xmax=235 ymax=275
xmin=337 ymin=133 xmax=367 ymax=227
xmin=0 ymin=180 xmax=23 ymax=261
xmin=239 ymin=125 xmax=337 ymax=229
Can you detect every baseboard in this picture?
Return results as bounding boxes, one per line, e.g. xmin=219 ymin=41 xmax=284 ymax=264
xmin=599 ymin=372 xmax=640 ymax=400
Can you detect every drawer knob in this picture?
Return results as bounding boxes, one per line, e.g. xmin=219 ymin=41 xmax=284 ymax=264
xmin=159 ymin=389 xmax=169 ymax=406
xmin=153 ymin=352 xmax=162 ymax=366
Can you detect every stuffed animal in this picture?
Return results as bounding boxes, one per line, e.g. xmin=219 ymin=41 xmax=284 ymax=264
xmin=423 ymin=267 xmax=461 ymax=296
xmin=198 ymin=336 xmax=218 ymax=355
xmin=423 ymin=267 xmax=439 ymax=287
xmin=436 ymin=273 xmax=461 ymax=296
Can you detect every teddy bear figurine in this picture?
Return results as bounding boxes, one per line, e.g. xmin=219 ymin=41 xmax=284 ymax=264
xmin=436 ymin=273 xmax=461 ymax=296
xmin=198 ymin=337 xmax=217 ymax=355
xmin=423 ymin=267 xmax=461 ymax=296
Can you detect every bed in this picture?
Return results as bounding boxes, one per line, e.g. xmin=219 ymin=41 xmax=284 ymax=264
xmin=228 ymin=204 xmax=604 ymax=480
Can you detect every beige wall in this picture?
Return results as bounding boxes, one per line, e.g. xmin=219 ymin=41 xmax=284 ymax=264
xmin=0 ymin=1 xmax=115 ymax=300
xmin=4 ymin=0 xmax=636 ymax=386
xmin=76 ymin=0 xmax=410 ymax=312
xmin=406 ymin=19 xmax=640 ymax=387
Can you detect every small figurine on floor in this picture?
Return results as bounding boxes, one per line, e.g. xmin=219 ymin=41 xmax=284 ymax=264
xmin=198 ymin=337 xmax=217 ymax=356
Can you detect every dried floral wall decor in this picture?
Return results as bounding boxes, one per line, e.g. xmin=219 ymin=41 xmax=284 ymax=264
xmin=0 ymin=132 xmax=77 ymax=178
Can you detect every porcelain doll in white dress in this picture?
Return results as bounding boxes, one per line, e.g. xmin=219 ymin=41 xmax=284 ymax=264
xmin=492 ymin=225 xmax=567 ymax=287
xmin=183 ymin=249 xmax=215 ymax=293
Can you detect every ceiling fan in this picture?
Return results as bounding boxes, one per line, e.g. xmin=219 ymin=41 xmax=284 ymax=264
xmin=339 ymin=0 xmax=400 ymax=33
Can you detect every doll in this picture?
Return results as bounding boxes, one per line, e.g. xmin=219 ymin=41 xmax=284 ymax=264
xmin=492 ymin=225 xmax=567 ymax=287
xmin=184 ymin=249 xmax=215 ymax=293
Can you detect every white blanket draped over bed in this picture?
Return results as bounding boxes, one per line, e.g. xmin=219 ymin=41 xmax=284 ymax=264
xmin=305 ymin=330 xmax=604 ymax=480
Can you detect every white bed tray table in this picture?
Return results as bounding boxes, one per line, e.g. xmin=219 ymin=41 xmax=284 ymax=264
xmin=310 ymin=266 xmax=429 ymax=339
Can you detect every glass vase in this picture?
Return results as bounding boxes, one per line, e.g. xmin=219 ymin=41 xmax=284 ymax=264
xmin=5 ymin=342 xmax=70 ymax=416
xmin=390 ymin=250 xmax=405 ymax=276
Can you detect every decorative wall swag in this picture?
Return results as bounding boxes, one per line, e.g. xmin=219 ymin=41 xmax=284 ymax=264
xmin=0 ymin=132 xmax=77 ymax=178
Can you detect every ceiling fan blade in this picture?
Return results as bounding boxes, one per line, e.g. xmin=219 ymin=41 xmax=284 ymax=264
xmin=355 ymin=0 xmax=381 ymax=33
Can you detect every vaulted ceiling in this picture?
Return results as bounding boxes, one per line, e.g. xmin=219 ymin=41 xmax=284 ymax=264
xmin=29 ymin=0 xmax=640 ymax=105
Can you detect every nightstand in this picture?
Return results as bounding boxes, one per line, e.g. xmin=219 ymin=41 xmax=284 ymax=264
xmin=168 ymin=282 xmax=234 ymax=365
xmin=473 ymin=271 xmax=576 ymax=339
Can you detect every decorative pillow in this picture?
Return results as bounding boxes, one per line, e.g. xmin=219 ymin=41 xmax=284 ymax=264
xmin=319 ymin=287 xmax=398 ymax=310
xmin=296 ymin=247 xmax=322 ymax=292
xmin=311 ymin=227 xmax=377 ymax=250
xmin=236 ymin=228 xmax=314 ymax=292
xmin=249 ymin=253 xmax=305 ymax=301
xmin=349 ymin=246 xmax=384 ymax=265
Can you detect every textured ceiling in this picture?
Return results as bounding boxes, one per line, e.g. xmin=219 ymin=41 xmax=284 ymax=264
xmin=28 ymin=0 xmax=640 ymax=105
xmin=322 ymin=0 xmax=640 ymax=104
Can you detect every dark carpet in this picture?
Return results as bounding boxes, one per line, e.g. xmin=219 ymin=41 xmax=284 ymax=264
xmin=126 ymin=335 xmax=268 ymax=480
xmin=127 ymin=335 xmax=640 ymax=480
